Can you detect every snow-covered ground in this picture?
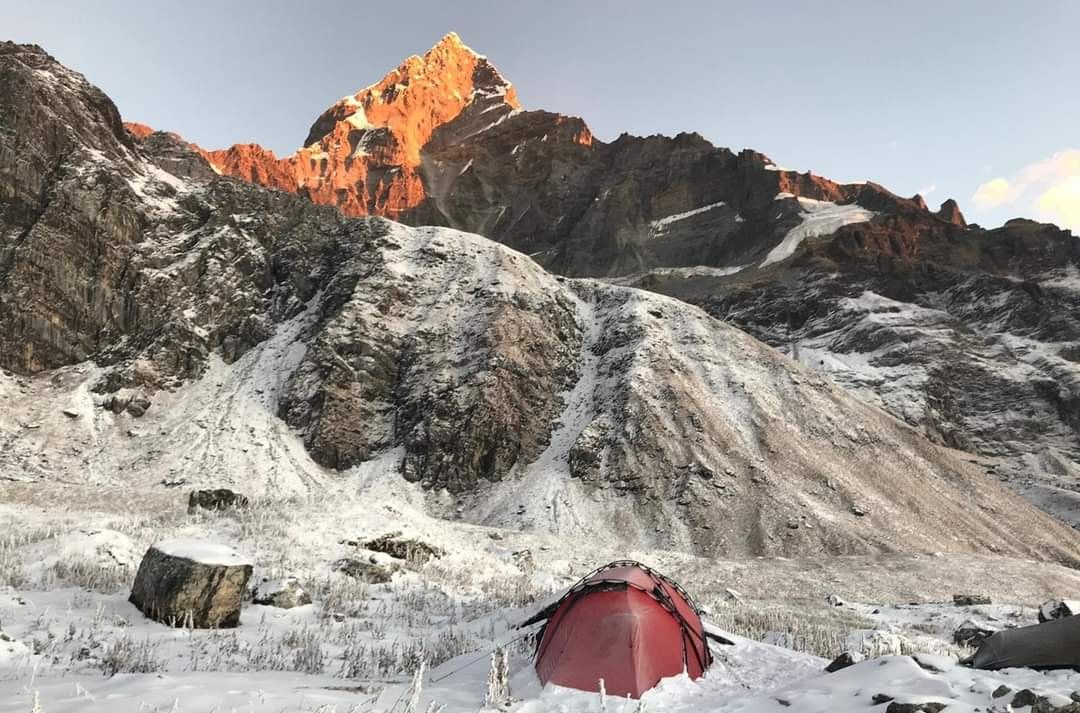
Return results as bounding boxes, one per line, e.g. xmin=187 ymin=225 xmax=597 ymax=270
xmin=3 ymin=480 xmax=1080 ymax=712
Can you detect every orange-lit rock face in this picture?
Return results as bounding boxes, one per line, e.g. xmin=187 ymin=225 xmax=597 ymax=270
xmin=203 ymin=144 xmax=295 ymax=193
xmin=204 ymin=32 xmax=521 ymax=217
xmin=123 ymin=121 xmax=155 ymax=140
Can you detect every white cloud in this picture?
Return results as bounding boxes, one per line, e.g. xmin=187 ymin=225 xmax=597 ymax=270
xmin=917 ymin=183 xmax=937 ymax=199
xmin=971 ymin=149 xmax=1080 ymax=231
xmin=1037 ymin=175 xmax=1080 ymax=231
xmin=972 ymin=177 xmax=1014 ymax=208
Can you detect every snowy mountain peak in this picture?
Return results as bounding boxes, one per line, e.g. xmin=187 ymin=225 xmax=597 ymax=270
xmin=301 ymin=31 xmax=520 ymax=149
xmin=168 ymin=33 xmax=526 ymax=217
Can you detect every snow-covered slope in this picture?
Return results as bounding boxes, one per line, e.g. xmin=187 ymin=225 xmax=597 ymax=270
xmin=3 ymin=225 xmax=1079 ymax=566
xmin=2 ymin=212 xmax=1079 ymax=559
xmin=680 ymin=261 xmax=1080 ymax=526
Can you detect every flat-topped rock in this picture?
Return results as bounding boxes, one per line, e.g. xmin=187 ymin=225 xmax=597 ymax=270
xmin=129 ymin=540 xmax=252 ymax=628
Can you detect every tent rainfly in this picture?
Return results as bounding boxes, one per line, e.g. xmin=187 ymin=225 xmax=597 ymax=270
xmin=969 ymin=615 xmax=1080 ymax=670
xmin=522 ymin=560 xmax=715 ymax=698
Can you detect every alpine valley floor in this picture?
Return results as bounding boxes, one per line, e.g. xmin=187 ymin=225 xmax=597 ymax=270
xmin=4 ymin=482 xmax=1080 ymax=712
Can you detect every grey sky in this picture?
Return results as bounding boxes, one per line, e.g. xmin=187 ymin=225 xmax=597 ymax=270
xmin=5 ymin=0 xmax=1079 ymax=230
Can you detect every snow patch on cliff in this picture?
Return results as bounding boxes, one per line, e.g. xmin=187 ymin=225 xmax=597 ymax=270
xmin=650 ymin=202 xmax=727 ymax=234
xmin=761 ymin=198 xmax=876 ymax=267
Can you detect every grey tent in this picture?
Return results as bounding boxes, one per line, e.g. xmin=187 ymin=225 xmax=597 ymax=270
xmin=970 ymin=615 xmax=1080 ymax=670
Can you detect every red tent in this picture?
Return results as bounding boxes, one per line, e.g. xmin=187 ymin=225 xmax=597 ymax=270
xmin=525 ymin=561 xmax=714 ymax=698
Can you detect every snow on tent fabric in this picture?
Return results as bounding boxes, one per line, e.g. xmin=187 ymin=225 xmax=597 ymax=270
xmin=969 ymin=615 xmax=1080 ymax=670
xmin=524 ymin=561 xmax=713 ymax=698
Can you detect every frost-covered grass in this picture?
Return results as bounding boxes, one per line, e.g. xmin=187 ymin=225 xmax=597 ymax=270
xmin=3 ymin=454 xmax=1080 ymax=712
xmin=2 ymin=458 xmax=1079 ymax=711
xmin=0 ymin=486 xmax=559 ymax=711
xmin=0 ymin=512 xmax=1075 ymax=712
xmin=706 ymin=600 xmax=875 ymax=658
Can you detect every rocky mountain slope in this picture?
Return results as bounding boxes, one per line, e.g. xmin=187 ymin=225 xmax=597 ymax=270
xmin=140 ymin=34 xmax=1080 ymax=523
xmin=3 ymin=40 xmax=1080 ymax=560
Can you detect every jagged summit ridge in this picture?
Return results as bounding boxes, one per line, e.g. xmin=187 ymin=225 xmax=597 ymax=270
xmin=178 ymin=32 xmax=524 ymax=217
xmin=300 ymin=31 xmax=521 ymax=150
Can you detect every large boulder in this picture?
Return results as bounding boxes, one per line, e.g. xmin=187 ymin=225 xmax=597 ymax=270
xmin=129 ymin=540 xmax=252 ymax=628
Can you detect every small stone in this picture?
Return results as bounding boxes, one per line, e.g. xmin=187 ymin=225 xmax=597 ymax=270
xmin=825 ymin=593 xmax=846 ymax=607
xmin=362 ymin=531 xmax=445 ymax=564
xmin=824 ymin=651 xmax=863 ymax=672
xmin=872 ymin=694 xmax=895 ymax=705
xmin=332 ymin=558 xmax=400 ymax=583
xmin=953 ymin=594 xmax=991 ymax=606
xmin=954 ymin=620 xmax=995 ymax=648
xmin=1010 ymin=690 xmax=1038 ymax=709
xmin=252 ymin=577 xmax=311 ymax=609
xmin=1038 ymin=599 xmax=1080 ymax=623
xmin=991 ymin=685 xmax=1012 ymax=699
xmin=127 ymin=396 xmax=151 ymax=417
xmin=188 ymin=489 xmax=249 ymax=514
xmin=1031 ymin=697 xmax=1069 ymax=713
xmin=885 ymin=703 xmax=946 ymax=713
xmin=62 ymin=408 xmax=79 ymax=418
